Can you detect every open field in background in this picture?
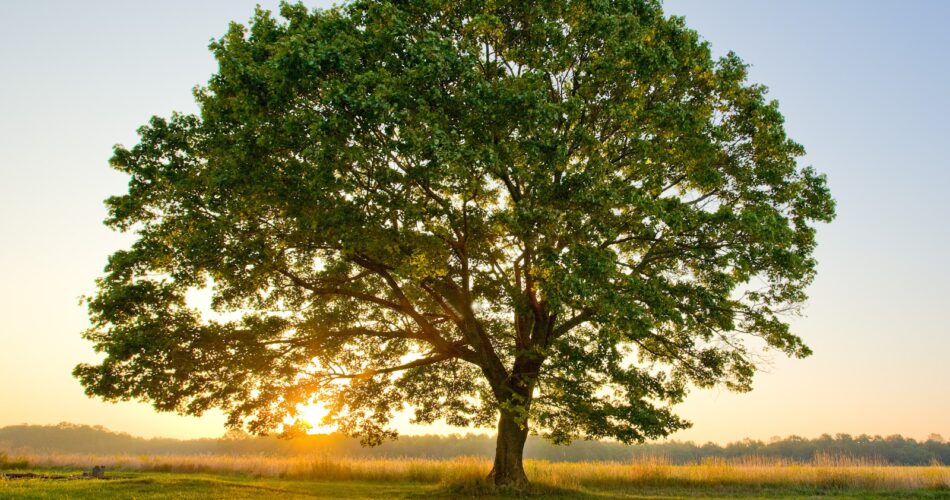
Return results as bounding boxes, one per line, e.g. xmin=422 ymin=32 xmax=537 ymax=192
xmin=2 ymin=452 xmax=948 ymax=498
xmin=5 ymin=424 xmax=948 ymax=465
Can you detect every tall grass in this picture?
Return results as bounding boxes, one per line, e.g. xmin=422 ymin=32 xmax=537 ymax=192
xmin=3 ymin=450 xmax=948 ymax=491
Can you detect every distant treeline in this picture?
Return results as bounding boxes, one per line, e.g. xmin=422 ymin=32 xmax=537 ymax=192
xmin=1 ymin=423 xmax=947 ymax=465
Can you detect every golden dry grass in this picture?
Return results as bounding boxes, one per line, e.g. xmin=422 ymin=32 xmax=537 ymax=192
xmin=5 ymin=451 xmax=949 ymax=492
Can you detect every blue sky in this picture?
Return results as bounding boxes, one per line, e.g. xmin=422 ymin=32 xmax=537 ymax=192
xmin=1 ymin=1 xmax=947 ymax=442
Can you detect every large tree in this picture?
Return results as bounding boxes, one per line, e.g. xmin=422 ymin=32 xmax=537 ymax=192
xmin=77 ymin=0 xmax=835 ymax=487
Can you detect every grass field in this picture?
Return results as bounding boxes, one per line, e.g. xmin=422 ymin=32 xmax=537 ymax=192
xmin=2 ymin=452 xmax=948 ymax=498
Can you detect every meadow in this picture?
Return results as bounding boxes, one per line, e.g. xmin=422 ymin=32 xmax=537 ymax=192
xmin=2 ymin=451 xmax=948 ymax=498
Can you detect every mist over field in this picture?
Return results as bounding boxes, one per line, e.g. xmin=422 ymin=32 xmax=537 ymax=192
xmin=2 ymin=424 xmax=948 ymax=465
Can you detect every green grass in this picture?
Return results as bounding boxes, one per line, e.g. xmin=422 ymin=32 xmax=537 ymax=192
xmin=2 ymin=468 xmax=948 ymax=499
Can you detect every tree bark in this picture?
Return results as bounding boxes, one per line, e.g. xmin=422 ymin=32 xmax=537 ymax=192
xmin=488 ymin=406 xmax=530 ymax=488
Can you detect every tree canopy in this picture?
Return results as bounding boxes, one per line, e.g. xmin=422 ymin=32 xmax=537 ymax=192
xmin=76 ymin=0 xmax=834 ymax=486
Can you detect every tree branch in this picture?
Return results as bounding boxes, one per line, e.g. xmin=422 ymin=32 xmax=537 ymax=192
xmin=551 ymin=309 xmax=594 ymax=339
xmin=326 ymin=353 xmax=453 ymax=380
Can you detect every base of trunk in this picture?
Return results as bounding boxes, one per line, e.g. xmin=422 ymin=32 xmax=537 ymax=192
xmin=487 ymin=463 xmax=529 ymax=489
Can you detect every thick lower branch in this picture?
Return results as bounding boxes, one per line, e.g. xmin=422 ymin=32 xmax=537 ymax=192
xmin=324 ymin=352 xmax=453 ymax=380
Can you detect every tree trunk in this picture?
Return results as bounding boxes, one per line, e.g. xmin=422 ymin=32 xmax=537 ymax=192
xmin=488 ymin=407 xmax=530 ymax=488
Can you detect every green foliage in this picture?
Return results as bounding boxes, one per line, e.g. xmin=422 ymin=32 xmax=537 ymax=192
xmin=77 ymin=0 xmax=834 ymax=447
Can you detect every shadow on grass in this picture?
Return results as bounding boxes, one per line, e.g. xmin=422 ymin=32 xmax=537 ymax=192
xmin=422 ymin=478 xmax=950 ymax=499
xmin=426 ymin=478 xmax=597 ymax=499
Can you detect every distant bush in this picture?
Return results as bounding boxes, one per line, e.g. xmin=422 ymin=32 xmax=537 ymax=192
xmin=0 ymin=451 xmax=30 ymax=469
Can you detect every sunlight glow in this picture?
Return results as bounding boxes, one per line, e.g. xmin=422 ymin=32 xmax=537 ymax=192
xmin=292 ymin=403 xmax=337 ymax=435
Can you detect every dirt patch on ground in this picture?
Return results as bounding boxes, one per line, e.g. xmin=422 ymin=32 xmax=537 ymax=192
xmin=1 ymin=467 xmax=113 ymax=481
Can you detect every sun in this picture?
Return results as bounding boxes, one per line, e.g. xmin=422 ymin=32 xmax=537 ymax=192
xmin=291 ymin=403 xmax=337 ymax=435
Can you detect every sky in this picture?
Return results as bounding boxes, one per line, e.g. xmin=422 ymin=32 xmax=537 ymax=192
xmin=0 ymin=1 xmax=947 ymax=444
